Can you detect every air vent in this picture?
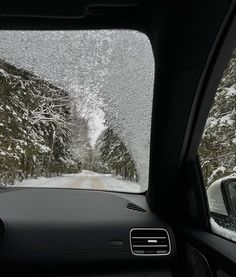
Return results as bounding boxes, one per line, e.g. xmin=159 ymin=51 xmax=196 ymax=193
xmin=130 ymin=228 xmax=171 ymax=256
xmin=126 ymin=202 xmax=147 ymax=212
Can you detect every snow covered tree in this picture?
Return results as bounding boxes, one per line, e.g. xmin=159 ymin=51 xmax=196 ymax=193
xmin=93 ymin=128 xmax=138 ymax=182
xmin=199 ymin=49 xmax=236 ymax=186
xmin=0 ymin=59 xmax=86 ymax=185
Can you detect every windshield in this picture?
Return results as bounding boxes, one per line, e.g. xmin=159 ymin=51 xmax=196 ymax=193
xmin=0 ymin=30 xmax=154 ymax=193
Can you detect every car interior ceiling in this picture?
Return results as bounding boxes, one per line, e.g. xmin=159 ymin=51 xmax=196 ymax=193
xmin=0 ymin=0 xmax=236 ymax=276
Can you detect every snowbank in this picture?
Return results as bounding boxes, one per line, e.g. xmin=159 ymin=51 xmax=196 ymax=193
xmin=6 ymin=170 xmax=142 ymax=193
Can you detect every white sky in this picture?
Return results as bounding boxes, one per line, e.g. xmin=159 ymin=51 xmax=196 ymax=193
xmin=88 ymin=111 xmax=106 ymax=147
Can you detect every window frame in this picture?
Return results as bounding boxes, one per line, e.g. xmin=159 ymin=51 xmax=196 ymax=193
xmin=180 ymin=4 xmax=236 ymax=239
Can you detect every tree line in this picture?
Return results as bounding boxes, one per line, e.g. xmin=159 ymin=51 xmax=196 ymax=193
xmin=199 ymin=49 xmax=236 ymax=186
xmin=93 ymin=128 xmax=138 ymax=182
xmin=0 ymin=59 xmax=138 ymax=186
xmin=0 ymin=60 xmax=88 ymax=185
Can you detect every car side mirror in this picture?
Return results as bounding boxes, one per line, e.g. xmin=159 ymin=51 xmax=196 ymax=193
xmin=207 ymin=178 xmax=236 ymax=232
xmin=225 ymin=179 xmax=236 ymax=216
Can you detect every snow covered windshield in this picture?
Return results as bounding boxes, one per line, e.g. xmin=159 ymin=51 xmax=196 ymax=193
xmin=0 ymin=30 xmax=154 ymax=193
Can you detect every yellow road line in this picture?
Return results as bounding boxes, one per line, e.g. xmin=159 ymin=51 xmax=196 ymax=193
xmin=91 ymin=176 xmax=105 ymax=190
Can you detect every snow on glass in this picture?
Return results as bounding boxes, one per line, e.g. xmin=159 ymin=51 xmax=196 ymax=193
xmin=0 ymin=30 xmax=154 ymax=192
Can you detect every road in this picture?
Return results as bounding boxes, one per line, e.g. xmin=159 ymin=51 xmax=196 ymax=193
xmin=8 ymin=170 xmax=141 ymax=193
xmin=70 ymin=171 xmax=108 ymax=190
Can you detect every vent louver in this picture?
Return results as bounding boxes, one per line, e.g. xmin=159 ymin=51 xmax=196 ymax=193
xmin=130 ymin=228 xmax=171 ymax=256
xmin=126 ymin=202 xmax=147 ymax=212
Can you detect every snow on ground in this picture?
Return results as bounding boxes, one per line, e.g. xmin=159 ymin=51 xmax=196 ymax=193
xmin=6 ymin=170 xmax=142 ymax=193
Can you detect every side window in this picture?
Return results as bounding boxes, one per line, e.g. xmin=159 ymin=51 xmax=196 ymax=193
xmin=199 ymin=49 xmax=236 ymax=242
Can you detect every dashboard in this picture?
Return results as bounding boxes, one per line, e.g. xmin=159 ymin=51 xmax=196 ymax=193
xmin=0 ymin=188 xmax=176 ymax=275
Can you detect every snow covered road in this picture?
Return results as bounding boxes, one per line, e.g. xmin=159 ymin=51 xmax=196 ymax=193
xmin=7 ymin=170 xmax=142 ymax=193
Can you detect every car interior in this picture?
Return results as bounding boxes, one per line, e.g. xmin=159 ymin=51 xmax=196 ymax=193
xmin=0 ymin=1 xmax=236 ymax=276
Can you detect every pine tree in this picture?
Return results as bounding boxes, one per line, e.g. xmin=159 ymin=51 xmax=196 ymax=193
xmin=93 ymin=128 xmax=138 ymax=182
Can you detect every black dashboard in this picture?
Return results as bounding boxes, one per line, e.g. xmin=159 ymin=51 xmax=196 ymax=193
xmin=0 ymin=188 xmax=176 ymax=275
